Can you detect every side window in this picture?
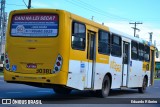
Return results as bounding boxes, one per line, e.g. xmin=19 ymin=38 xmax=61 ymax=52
xmin=72 ymin=21 xmax=86 ymax=50
xmin=98 ymin=30 xmax=110 ymax=55
xmin=111 ymin=34 xmax=122 ymax=57
xmin=138 ymin=43 xmax=144 ymax=61
xmin=131 ymin=41 xmax=138 ymax=60
xmin=144 ymin=45 xmax=150 ymax=62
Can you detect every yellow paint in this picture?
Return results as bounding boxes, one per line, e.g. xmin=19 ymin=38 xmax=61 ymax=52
xmin=4 ymin=9 xmax=110 ymax=87
xmin=4 ymin=9 xmax=71 ymax=85
xmin=143 ymin=62 xmax=150 ymax=71
xmin=96 ymin=54 xmax=109 ymax=64
xmin=110 ymin=60 xmax=121 ymax=72
xmin=130 ymin=68 xmax=132 ymax=72
xmin=82 ymin=76 xmax=85 ymax=81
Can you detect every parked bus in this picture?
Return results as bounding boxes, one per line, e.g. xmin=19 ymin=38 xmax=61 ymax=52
xmin=4 ymin=9 xmax=158 ymax=97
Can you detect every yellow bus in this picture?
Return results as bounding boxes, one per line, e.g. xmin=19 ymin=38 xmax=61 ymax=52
xmin=4 ymin=9 xmax=158 ymax=97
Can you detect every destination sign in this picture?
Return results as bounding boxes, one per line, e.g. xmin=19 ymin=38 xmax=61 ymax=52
xmin=11 ymin=14 xmax=58 ymax=37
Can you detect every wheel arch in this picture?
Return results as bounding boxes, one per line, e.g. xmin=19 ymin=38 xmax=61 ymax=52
xmin=144 ymin=75 xmax=148 ymax=86
xmin=103 ymin=72 xmax=112 ymax=88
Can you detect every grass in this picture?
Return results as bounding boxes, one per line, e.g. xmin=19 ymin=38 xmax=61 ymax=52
xmin=0 ymin=71 xmax=3 ymax=76
xmin=155 ymin=78 xmax=160 ymax=80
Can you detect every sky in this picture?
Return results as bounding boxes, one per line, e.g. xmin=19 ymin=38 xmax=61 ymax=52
xmin=5 ymin=0 xmax=160 ymax=50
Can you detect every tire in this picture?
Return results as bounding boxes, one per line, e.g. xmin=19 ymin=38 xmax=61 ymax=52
xmin=53 ymin=86 xmax=72 ymax=95
xmin=138 ymin=77 xmax=147 ymax=93
xmin=96 ymin=75 xmax=111 ymax=98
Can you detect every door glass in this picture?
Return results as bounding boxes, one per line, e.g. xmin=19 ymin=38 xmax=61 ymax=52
xmin=89 ymin=36 xmax=94 ymax=60
xmin=87 ymin=32 xmax=95 ymax=60
xmin=123 ymin=42 xmax=128 ymax=64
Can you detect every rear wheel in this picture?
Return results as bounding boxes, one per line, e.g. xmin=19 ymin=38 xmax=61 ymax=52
xmin=53 ymin=86 xmax=72 ymax=95
xmin=138 ymin=77 xmax=147 ymax=93
xmin=96 ymin=75 xmax=111 ymax=98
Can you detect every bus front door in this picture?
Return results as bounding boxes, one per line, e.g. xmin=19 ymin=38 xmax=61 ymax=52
xmin=122 ymin=41 xmax=130 ymax=86
xmin=85 ymin=31 xmax=96 ymax=89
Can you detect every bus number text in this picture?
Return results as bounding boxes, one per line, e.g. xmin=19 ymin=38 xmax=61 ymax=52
xmin=36 ymin=69 xmax=52 ymax=74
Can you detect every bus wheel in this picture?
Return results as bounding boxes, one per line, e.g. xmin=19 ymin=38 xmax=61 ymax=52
xmin=138 ymin=77 xmax=147 ymax=93
xmin=53 ymin=86 xmax=72 ymax=95
xmin=96 ymin=75 xmax=111 ymax=98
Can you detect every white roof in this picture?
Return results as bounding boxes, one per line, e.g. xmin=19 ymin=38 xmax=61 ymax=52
xmin=109 ymin=27 xmax=154 ymax=47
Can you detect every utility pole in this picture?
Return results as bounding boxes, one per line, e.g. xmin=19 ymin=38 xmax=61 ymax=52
xmin=91 ymin=16 xmax=94 ymax=21
xmin=28 ymin=0 xmax=31 ymax=9
xmin=129 ymin=22 xmax=142 ymax=37
xmin=0 ymin=0 xmax=6 ymax=55
xmin=149 ymin=32 xmax=153 ymax=43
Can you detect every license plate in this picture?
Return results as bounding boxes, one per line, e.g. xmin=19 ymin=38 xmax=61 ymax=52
xmin=26 ymin=64 xmax=37 ymax=69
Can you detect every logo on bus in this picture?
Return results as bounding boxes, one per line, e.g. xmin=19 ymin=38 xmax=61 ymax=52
xmin=16 ymin=25 xmax=25 ymax=33
xmin=110 ymin=60 xmax=121 ymax=72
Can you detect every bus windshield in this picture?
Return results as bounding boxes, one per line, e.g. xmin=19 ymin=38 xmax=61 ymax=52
xmin=11 ymin=14 xmax=58 ymax=37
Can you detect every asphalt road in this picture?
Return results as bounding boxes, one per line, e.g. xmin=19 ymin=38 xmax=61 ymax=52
xmin=0 ymin=76 xmax=160 ymax=106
